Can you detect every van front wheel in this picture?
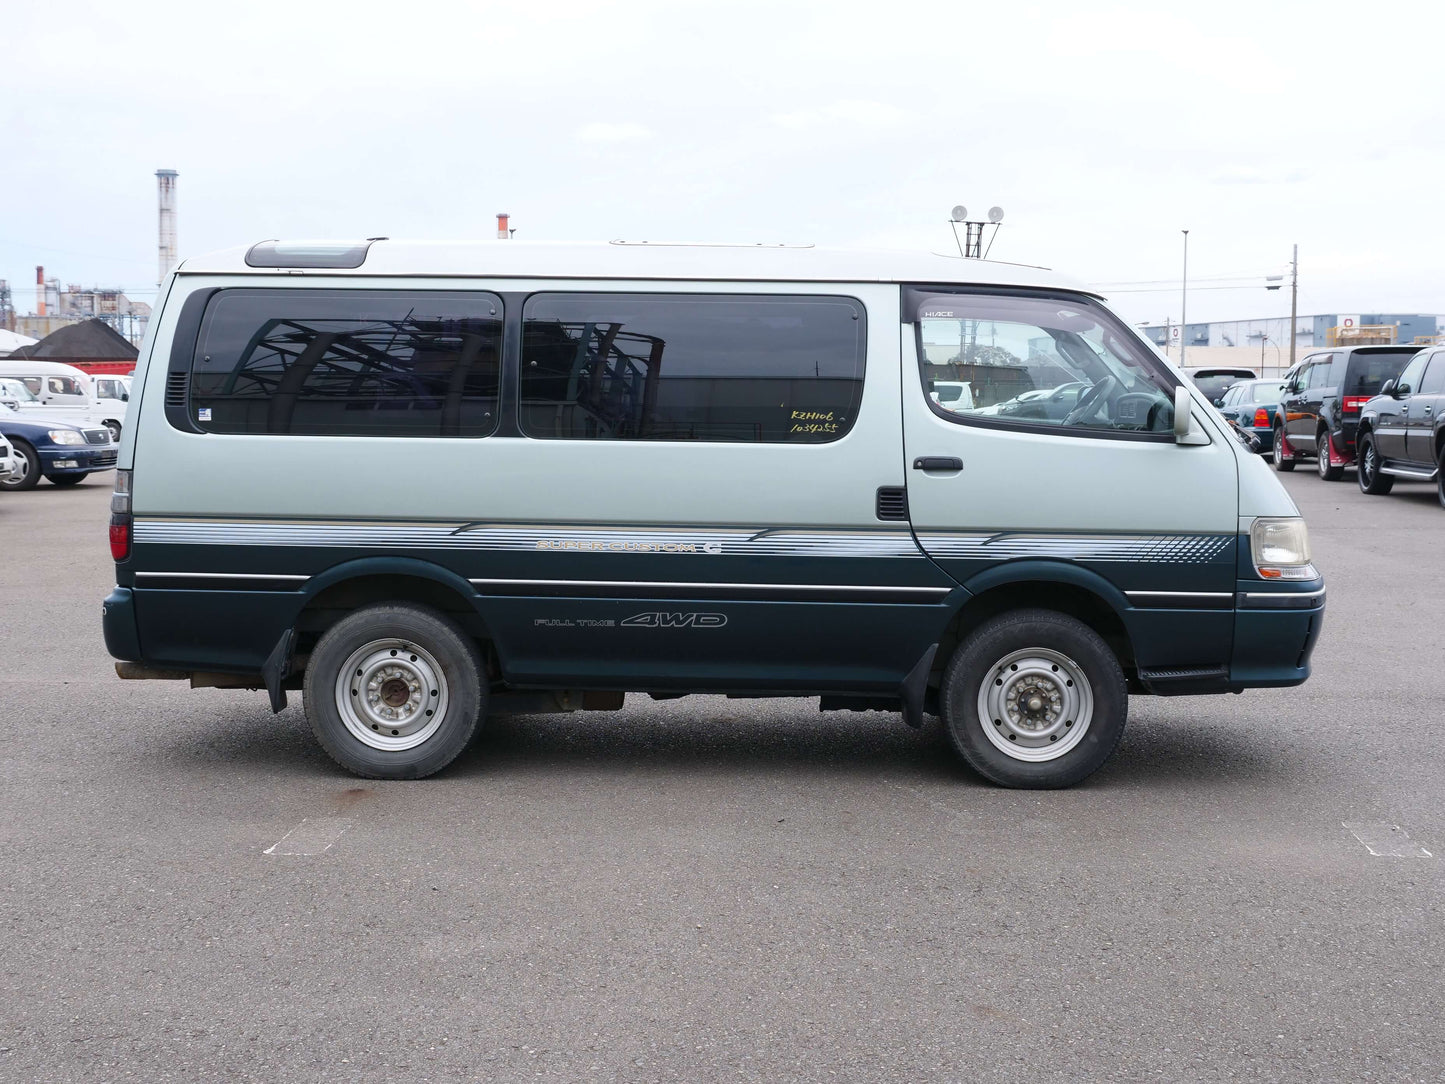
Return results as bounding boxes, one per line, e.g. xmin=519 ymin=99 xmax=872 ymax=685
xmin=303 ymin=604 xmax=484 ymax=779
xmin=941 ymin=609 xmax=1126 ymax=788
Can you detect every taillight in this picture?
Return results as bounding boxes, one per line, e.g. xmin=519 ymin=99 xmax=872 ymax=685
xmin=109 ymin=469 xmax=131 ymax=562
xmin=1253 ymin=408 xmax=1269 ymax=427
xmin=1343 ymin=396 xmax=1369 ymax=413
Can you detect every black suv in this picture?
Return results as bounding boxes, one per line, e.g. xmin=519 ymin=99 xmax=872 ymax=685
xmin=1355 ymin=345 xmax=1445 ymax=506
xmin=1273 ymin=345 xmax=1422 ymax=480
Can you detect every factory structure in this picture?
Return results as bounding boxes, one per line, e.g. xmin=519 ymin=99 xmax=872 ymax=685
xmin=0 ymin=169 xmax=178 ymax=350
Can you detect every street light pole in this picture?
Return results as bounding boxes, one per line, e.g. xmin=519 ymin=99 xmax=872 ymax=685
xmin=1180 ymin=230 xmax=1190 ymax=369
xmin=1288 ymin=243 xmax=1298 ymax=370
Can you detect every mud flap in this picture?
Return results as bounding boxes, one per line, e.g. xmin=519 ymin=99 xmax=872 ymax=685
xmin=899 ymin=643 xmax=939 ymax=729
xmin=261 ymin=628 xmax=297 ymax=714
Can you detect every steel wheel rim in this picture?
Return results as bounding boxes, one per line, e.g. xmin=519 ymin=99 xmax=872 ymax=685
xmin=333 ymin=638 xmax=449 ymax=752
xmin=977 ymin=647 xmax=1094 ymax=762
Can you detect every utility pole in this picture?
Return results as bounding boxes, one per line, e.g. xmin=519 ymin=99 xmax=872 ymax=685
xmin=1180 ymin=229 xmax=1190 ymax=368
xmin=1288 ymin=243 xmax=1299 ymax=370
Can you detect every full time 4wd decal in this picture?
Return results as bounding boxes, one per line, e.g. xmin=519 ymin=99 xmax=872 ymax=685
xmin=621 ymin=612 xmax=728 ymax=628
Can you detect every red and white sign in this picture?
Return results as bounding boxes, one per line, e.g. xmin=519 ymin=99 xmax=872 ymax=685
xmin=1338 ymin=315 xmax=1359 ymax=329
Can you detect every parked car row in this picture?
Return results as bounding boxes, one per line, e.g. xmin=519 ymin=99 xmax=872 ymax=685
xmin=1191 ymin=344 xmax=1444 ymax=507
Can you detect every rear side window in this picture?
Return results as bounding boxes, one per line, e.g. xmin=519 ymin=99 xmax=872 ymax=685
xmin=519 ymin=293 xmax=866 ymax=442
xmin=1344 ymin=350 xmax=1420 ymax=396
xmin=1307 ymin=361 xmax=1332 ymax=389
xmin=189 ymin=290 xmax=503 ymax=437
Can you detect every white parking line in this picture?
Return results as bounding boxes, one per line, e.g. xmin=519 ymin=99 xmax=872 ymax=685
xmin=1343 ymin=821 xmax=1433 ymax=857
xmin=264 ymin=817 xmax=352 ymax=856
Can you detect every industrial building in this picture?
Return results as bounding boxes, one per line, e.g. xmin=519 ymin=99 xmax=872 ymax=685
xmin=1141 ymin=312 xmax=1442 ymax=360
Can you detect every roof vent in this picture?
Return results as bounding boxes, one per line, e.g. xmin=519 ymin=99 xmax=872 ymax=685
xmin=244 ymin=240 xmax=379 ymax=269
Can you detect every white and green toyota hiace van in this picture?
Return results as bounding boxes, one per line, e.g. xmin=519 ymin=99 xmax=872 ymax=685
xmin=103 ymin=240 xmax=1324 ymax=787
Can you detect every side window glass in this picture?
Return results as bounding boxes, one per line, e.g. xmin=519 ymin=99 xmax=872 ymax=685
xmin=1396 ymin=355 xmax=1427 ymax=396
xmin=1307 ymin=362 xmax=1331 ymax=390
xmin=1419 ymin=355 xmax=1445 ymax=395
xmin=912 ymin=291 xmax=1177 ymax=437
xmin=21 ymin=377 xmax=42 ymax=396
xmin=519 ymin=293 xmax=866 ymax=443
xmin=189 ymin=290 xmax=503 ymax=437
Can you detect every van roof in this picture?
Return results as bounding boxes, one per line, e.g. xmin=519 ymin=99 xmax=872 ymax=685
xmin=176 ymin=239 xmax=1100 ymax=294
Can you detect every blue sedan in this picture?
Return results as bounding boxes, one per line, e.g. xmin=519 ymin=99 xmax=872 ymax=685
xmin=1213 ymin=379 xmax=1286 ymax=454
xmin=0 ymin=410 xmax=119 ymax=490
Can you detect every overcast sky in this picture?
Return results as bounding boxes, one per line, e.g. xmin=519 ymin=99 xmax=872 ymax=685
xmin=3 ymin=0 xmax=1442 ymax=329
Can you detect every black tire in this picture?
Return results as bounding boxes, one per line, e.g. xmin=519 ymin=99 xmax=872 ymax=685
xmin=104 ymin=421 xmax=121 ymax=442
xmin=1272 ymin=426 xmax=1295 ymax=471
xmin=303 ymin=603 xmax=485 ymax=779
xmin=1316 ymin=429 xmax=1344 ymax=481
xmin=1438 ymin=447 xmax=1445 ymax=510
xmin=1357 ymin=432 xmax=1393 ymax=495
xmin=1 ymin=441 xmax=41 ymax=491
xmin=47 ymin=473 xmax=88 ymax=487
xmin=941 ymin=609 xmax=1127 ymax=789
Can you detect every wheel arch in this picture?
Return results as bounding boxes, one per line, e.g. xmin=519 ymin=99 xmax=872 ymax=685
xmin=935 ymin=561 xmax=1136 ymax=684
xmin=293 ymin=558 xmax=499 ymax=675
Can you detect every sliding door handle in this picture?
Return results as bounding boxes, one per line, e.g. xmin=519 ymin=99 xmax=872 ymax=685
xmin=913 ymin=456 xmax=963 ymax=472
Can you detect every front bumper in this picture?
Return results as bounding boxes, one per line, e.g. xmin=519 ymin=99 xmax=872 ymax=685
xmin=40 ymin=445 xmax=118 ymax=475
xmin=1228 ymin=582 xmax=1325 ymax=688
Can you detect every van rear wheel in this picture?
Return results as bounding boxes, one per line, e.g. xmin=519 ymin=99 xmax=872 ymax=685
xmin=303 ymin=603 xmax=484 ymax=779
xmin=941 ymin=609 xmax=1126 ymax=789
xmin=1316 ymin=429 xmax=1344 ymax=481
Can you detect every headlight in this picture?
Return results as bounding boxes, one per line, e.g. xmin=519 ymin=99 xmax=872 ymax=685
xmin=1250 ymin=517 xmax=1316 ymax=580
xmin=48 ymin=429 xmax=85 ymax=446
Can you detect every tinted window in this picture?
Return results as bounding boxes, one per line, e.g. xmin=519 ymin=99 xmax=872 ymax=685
xmin=520 ymin=293 xmax=865 ymax=442
xmin=913 ymin=292 xmax=1177 ymax=437
xmin=1396 ymin=354 xmax=1428 ymax=396
xmin=1307 ymin=361 xmax=1332 ymax=389
xmin=1344 ymin=349 xmax=1421 ymax=396
xmin=189 ymin=290 xmax=502 ymax=437
xmin=1190 ymin=374 xmax=1245 ymax=401
xmin=1420 ymin=354 xmax=1445 ymax=395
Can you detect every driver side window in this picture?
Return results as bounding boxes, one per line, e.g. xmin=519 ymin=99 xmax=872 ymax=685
xmin=913 ymin=291 xmax=1179 ymax=439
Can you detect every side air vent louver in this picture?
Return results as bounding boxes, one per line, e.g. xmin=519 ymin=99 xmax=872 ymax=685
xmin=165 ymin=371 xmax=189 ymax=408
xmin=876 ymin=486 xmax=909 ymax=521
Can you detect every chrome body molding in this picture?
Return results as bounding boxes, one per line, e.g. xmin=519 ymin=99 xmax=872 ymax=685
xmin=132 ymin=519 xmax=925 ymax=558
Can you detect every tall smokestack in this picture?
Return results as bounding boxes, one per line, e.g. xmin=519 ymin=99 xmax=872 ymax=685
xmin=36 ymin=266 xmax=45 ymax=316
xmin=496 ymin=213 xmax=511 ymax=240
xmin=156 ymin=169 xmax=179 ymax=284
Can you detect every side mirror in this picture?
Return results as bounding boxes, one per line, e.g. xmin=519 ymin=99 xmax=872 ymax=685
xmin=1380 ymin=379 xmax=1396 ymax=397
xmin=1174 ymin=385 xmax=1192 ymax=441
xmin=1212 ymin=397 xmax=1225 ymax=407
xmin=121 ymin=392 xmax=129 ymax=402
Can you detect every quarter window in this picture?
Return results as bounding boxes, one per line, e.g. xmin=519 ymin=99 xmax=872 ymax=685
xmin=912 ymin=291 xmax=1178 ymax=437
xmin=519 ymin=293 xmax=866 ymax=442
xmin=188 ymin=290 xmax=503 ymax=437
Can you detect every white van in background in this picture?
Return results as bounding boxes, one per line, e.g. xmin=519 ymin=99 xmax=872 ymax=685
xmin=103 ymin=238 xmax=1325 ymax=787
xmin=0 ymin=359 xmax=129 ymax=440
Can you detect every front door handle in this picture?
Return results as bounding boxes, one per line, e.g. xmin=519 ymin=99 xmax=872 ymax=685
xmin=913 ymin=456 xmax=963 ymax=472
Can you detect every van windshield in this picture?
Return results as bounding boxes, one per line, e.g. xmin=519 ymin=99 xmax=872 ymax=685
xmin=914 ymin=292 xmax=1177 ymax=434
xmin=0 ymin=378 xmax=41 ymax=403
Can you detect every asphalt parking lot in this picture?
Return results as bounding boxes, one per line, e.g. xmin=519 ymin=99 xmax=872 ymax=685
xmin=2 ymin=468 xmax=1442 ymax=1083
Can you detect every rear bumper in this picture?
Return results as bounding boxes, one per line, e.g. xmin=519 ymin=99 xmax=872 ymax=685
xmin=102 ymin=586 xmax=142 ymax=662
